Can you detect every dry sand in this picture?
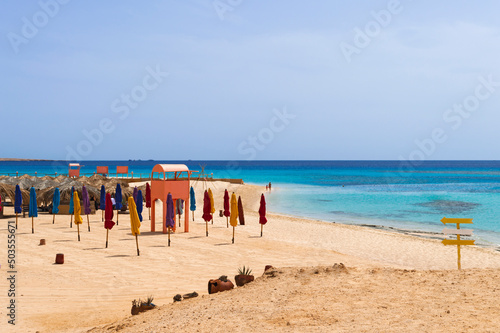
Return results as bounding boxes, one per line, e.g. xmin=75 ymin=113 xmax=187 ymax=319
xmin=1 ymin=181 xmax=500 ymax=332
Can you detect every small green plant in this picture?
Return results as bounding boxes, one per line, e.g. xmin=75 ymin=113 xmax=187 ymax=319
xmin=238 ymin=266 xmax=252 ymax=276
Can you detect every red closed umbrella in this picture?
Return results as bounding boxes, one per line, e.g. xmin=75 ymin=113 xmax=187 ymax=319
xmin=238 ymin=196 xmax=245 ymax=225
xmin=145 ymin=183 xmax=151 ymax=220
xmin=223 ymin=189 xmax=230 ymax=228
xmin=104 ymin=193 xmax=115 ymax=248
xmin=259 ymin=194 xmax=267 ymax=237
xmin=202 ymin=190 xmax=212 ymax=237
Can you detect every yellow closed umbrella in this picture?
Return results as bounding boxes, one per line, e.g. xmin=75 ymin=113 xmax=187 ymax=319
xmin=230 ymin=192 xmax=238 ymax=243
xmin=129 ymin=197 xmax=141 ymax=256
xmin=74 ymin=191 xmax=83 ymax=241
xmin=208 ymin=188 xmax=215 ymax=224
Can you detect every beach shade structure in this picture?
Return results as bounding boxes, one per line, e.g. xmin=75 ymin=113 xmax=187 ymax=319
xmin=104 ymin=193 xmax=115 ymax=248
xmin=145 ymin=183 xmax=151 ymax=220
xmin=115 ymin=184 xmax=123 ymax=225
xmin=166 ymin=193 xmax=175 ymax=246
xmin=189 ymin=186 xmax=196 ymax=221
xmin=230 ymin=192 xmax=238 ymax=243
xmin=15 ymin=185 xmax=22 ymax=229
xmin=0 ymin=194 xmax=2 ymax=213
xmin=202 ymin=190 xmax=212 ymax=237
xmin=259 ymin=194 xmax=268 ymax=237
xmin=128 ymin=196 xmax=141 ymax=256
xmin=74 ymin=191 xmax=83 ymax=241
xmin=69 ymin=186 xmax=75 ymax=228
xmin=223 ymin=189 xmax=230 ymax=227
xmin=208 ymin=188 xmax=215 ymax=224
xmin=99 ymin=185 xmax=106 ymax=222
xmin=136 ymin=190 xmax=143 ymax=222
xmin=238 ymin=196 xmax=245 ymax=225
xmin=52 ymin=188 xmax=60 ymax=224
xmin=29 ymin=187 xmax=38 ymax=234
xmin=176 ymin=199 xmax=184 ymax=227
xmin=133 ymin=186 xmax=138 ymax=202
xmin=82 ymin=185 xmax=91 ymax=232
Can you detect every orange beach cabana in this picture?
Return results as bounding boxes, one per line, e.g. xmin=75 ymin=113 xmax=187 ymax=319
xmin=150 ymin=164 xmax=197 ymax=233
xmin=68 ymin=163 xmax=82 ymax=178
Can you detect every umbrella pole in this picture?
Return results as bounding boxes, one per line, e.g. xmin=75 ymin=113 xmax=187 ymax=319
xmin=168 ymin=228 xmax=171 ymax=247
xmin=87 ymin=215 xmax=90 ymax=232
xmin=32 ymin=217 xmax=34 ymax=234
xmin=149 ymin=207 xmax=151 ymax=220
xmin=232 ymin=226 xmax=235 ymax=244
xmin=53 ymin=214 xmax=55 ymax=224
xmin=70 ymin=214 xmax=73 ymax=228
xmin=226 ymin=216 xmax=228 ymax=228
xmin=261 ymin=224 xmax=263 ymax=237
xmin=178 ymin=214 xmax=181 ymax=227
xmin=101 ymin=210 xmax=104 ymax=222
xmin=106 ymin=229 xmax=109 ymax=248
xmin=77 ymin=223 xmax=80 ymax=241
xmin=192 ymin=211 xmax=194 ymax=221
xmin=206 ymin=221 xmax=208 ymax=237
xmin=135 ymin=234 xmax=140 ymax=256
xmin=16 ymin=213 xmax=18 ymax=229
xmin=116 ymin=210 xmax=119 ymax=225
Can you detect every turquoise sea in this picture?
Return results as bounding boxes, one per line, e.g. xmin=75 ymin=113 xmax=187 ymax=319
xmin=2 ymin=160 xmax=500 ymax=246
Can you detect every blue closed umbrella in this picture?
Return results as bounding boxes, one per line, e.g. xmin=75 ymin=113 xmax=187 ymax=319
xmin=136 ymin=190 xmax=143 ymax=222
xmin=115 ymin=184 xmax=122 ymax=225
xmin=99 ymin=185 xmax=106 ymax=222
xmin=189 ymin=186 xmax=196 ymax=221
xmin=82 ymin=185 xmax=91 ymax=232
xmin=52 ymin=188 xmax=60 ymax=224
xmin=69 ymin=186 xmax=75 ymax=228
xmin=166 ymin=193 xmax=175 ymax=246
xmin=14 ymin=184 xmax=22 ymax=229
xmin=29 ymin=187 xmax=37 ymax=233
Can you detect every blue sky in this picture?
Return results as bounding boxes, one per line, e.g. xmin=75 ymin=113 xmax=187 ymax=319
xmin=1 ymin=0 xmax=500 ymax=160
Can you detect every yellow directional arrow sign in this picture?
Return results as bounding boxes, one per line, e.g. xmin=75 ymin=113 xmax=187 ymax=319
xmin=441 ymin=217 xmax=473 ymax=224
xmin=442 ymin=239 xmax=475 ymax=246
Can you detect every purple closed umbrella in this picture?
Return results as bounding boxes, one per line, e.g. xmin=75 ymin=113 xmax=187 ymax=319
xmin=133 ymin=186 xmax=138 ymax=202
xmin=166 ymin=193 xmax=175 ymax=246
xmin=82 ymin=186 xmax=91 ymax=232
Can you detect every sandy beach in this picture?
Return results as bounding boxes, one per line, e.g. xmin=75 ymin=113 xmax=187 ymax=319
xmin=2 ymin=181 xmax=500 ymax=332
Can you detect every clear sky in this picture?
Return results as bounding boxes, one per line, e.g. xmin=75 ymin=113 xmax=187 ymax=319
xmin=1 ymin=0 xmax=499 ymax=161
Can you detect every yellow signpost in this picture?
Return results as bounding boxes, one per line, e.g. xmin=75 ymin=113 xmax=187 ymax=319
xmin=441 ymin=217 xmax=475 ymax=270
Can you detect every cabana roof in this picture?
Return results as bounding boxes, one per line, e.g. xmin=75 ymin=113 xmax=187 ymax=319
xmin=152 ymin=164 xmax=190 ymax=173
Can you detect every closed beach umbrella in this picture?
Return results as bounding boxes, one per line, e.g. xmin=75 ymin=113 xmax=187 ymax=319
xmin=128 ymin=196 xmax=141 ymax=256
xmin=166 ymin=193 xmax=175 ymax=246
xmin=14 ymin=184 xmax=22 ymax=229
xmin=238 ymin=196 xmax=245 ymax=225
xmin=69 ymin=186 xmax=75 ymax=228
xmin=176 ymin=199 xmax=183 ymax=227
xmin=115 ymin=183 xmax=122 ymax=225
xmin=74 ymin=191 xmax=83 ymax=241
xmin=202 ymin=190 xmax=212 ymax=237
xmin=29 ymin=187 xmax=37 ymax=234
xmin=99 ymin=185 xmax=106 ymax=222
xmin=104 ymin=192 xmax=115 ymax=248
xmin=145 ymin=183 xmax=151 ymax=220
xmin=133 ymin=186 xmax=138 ymax=202
xmin=230 ymin=192 xmax=238 ymax=243
xmin=208 ymin=188 xmax=215 ymax=224
xmin=136 ymin=190 xmax=143 ymax=222
xmin=189 ymin=186 xmax=196 ymax=221
xmin=259 ymin=194 xmax=267 ymax=237
xmin=82 ymin=185 xmax=91 ymax=232
xmin=52 ymin=188 xmax=60 ymax=224
xmin=223 ymin=189 xmax=230 ymax=227
xmin=0 ymin=194 xmax=2 ymax=212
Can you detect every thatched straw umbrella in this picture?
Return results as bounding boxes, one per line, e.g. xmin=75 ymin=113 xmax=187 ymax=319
xmin=0 ymin=183 xmax=29 ymax=206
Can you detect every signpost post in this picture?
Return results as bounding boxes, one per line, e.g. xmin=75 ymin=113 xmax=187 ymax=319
xmin=441 ymin=217 xmax=474 ymax=270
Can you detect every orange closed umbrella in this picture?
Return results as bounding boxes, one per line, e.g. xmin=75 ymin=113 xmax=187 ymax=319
xmin=230 ymin=192 xmax=238 ymax=243
xmin=208 ymin=188 xmax=215 ymax=224
xmin=74 ymin=191 xmax=83 ymax=241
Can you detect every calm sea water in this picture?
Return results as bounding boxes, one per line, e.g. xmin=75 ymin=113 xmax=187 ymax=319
xmin=2 ymin=160 xmax=500 ymax=245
